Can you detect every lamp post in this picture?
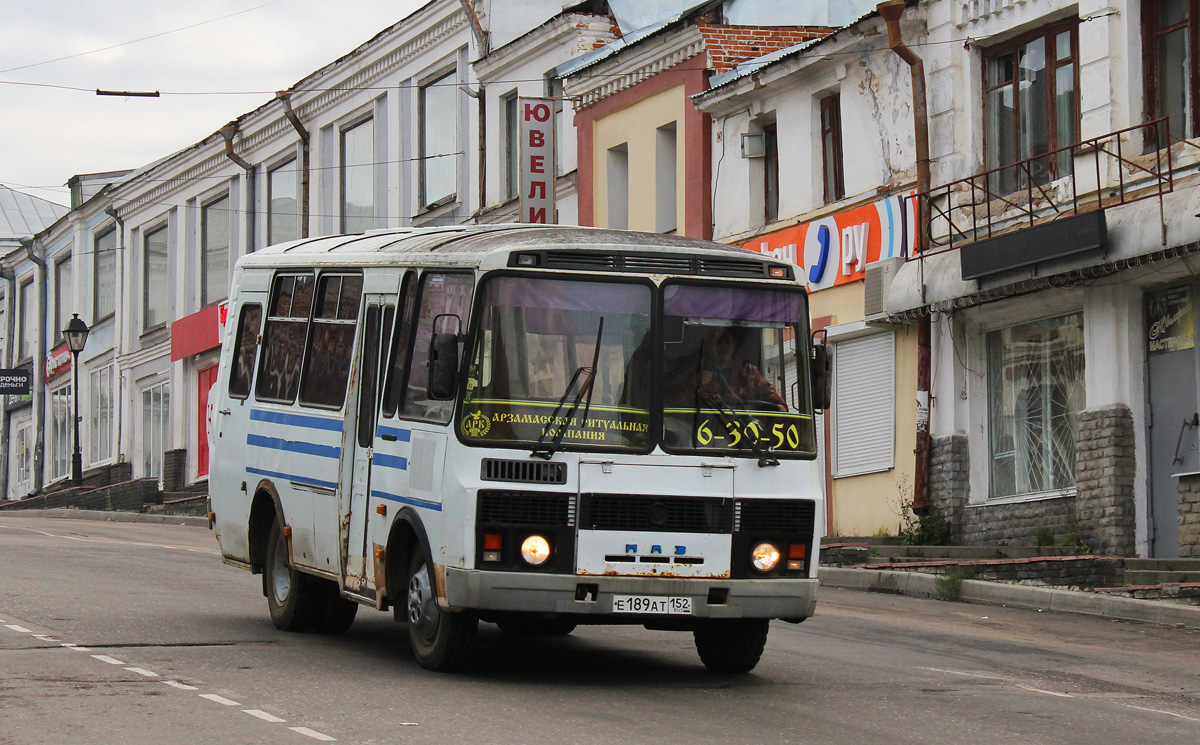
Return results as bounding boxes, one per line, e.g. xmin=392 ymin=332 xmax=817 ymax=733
xmin=63 ymin=314 xmax=90 ymax=487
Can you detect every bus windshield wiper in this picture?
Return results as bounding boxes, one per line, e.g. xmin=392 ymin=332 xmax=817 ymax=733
xmin=696 ymin=390 xmax=779 ymax=467
xmin=531 ymin=318 xmax=604 ymax=460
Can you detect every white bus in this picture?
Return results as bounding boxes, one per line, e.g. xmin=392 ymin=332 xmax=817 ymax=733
xmin=210 ymin=224 xmax=829 ymax=672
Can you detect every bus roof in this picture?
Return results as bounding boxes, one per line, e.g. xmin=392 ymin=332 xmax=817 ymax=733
xmin=236 ymin=224 xmax=792 ymax=280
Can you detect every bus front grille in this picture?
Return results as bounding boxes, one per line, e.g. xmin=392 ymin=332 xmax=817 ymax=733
xmin=579 ymin=494 xmax=734 ymax=534
xmin=479 ymin=490 xmax=574 ymax=526
xmin=481 ymin=458 xmax=567 ymax=485
xmin=735 ymin=499 xmax=816 ymax=534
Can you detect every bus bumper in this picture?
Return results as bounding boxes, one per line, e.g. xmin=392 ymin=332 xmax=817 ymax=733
xmin=440 ymin=567 xmax=818 ymax=620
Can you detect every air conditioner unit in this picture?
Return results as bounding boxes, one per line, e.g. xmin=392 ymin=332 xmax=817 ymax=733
xmin=864 ymin=257 xmax=905 ymax=322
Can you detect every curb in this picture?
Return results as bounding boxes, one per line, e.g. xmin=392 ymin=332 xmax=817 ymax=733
xmin=818 ymin=567 xmax=1200 ymax=630
xmin=0 ymin=508 xmax=210 ymax=528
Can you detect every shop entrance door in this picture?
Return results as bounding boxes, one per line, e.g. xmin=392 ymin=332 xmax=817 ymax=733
xmin=197 ymin=364 xmax=219 ymax=478
xmin=1145 ymin=286 xmax=1196 ymax=558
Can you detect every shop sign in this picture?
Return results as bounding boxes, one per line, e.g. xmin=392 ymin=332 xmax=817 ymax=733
xmin=1146 ymin=285 xmax=1194 ymax=355
xmin=45 ymin=344 xmax=72 ymax=382
xmin=743 ymin=192 xmax=917 ymax=293
xmin=519 ymin=97 xmax=556 ymax=224
xmin=0 ymin=368 xmax=32 ymax=395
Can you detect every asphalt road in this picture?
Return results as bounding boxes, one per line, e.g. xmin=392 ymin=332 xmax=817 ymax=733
xmin=0 ymin=515 xmax=1197 ymax=745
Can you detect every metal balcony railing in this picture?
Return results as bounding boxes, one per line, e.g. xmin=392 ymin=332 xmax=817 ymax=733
xmin=917 ymin=119 xmax=1175 ymax=257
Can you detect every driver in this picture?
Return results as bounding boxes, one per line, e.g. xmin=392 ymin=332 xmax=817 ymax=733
xmin=697 ymin=327 xmax=787 ymax=412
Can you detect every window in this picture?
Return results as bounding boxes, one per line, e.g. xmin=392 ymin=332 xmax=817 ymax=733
xmin=229 ymin=304 xmax=262 ymax=398
xmin=0 ymin=299 xmax=6 ymax=367
xmin=18 ymin=279 xmax=33 ymax=361
xmin=94 ymin=228 xmax=116 ymax=321
xmin=607 ymin=143 xmax=629 ymax=230
xmin=763 ymin=122 xmax=780 ymax=222
xmin=420 ymin=71 xmax=458 ymax=208
xmin=833 ymin=332 xmax=895 ymax=477
xmin=202 ymin=195 xmax=230 ymax=307
xmin=819 ymin=96 xmax=843 ymax=204
xmin=142 ymin=381 xmax=170 ymax=482
xmin=987 ymin=314 xmax=1084 ymax=499
xmin=299 ymin=274 xmax=363 ymax=408
xmin=268 ymin=158 xmax=300 ymax=245
xmin=49 ymin=383 xmax=72 ymax=481
xmin=256 ymin=273 xmax=314 ymax=403
xmin=984 ymin=22 xmax=1078 ymax=193
xmin=89 ymin=364 xmax=114 ymax=464
xmin=54 ymin=255 xmax=71 ymax=342
xmin=546 ymin=74 xmax=565 ymax=177
xmin=340 ymin=119 xmax=375 ymax=233
xmin=656 ymin=122 xmax=678 ymax=233
xmin=144 ymin=225 xmax=169 ymax=330
xmin=381 ymin=274 xmax=417 ymax=418
xmin=504 ymin=92 xmax=520 ymax=201
xmin=401 ymin=272 xmax=472 ymax=422
xmin=1144 ymin=0 xmax=1197 ymax=145
xmin=13 ymin=421 xmax=33 ymax=496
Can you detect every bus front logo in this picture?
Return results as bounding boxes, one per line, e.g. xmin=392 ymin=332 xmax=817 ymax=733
xmin=462 ymin=410 xmax=491 ymax=437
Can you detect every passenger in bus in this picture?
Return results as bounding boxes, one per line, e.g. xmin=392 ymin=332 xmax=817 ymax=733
xmin=695 ymin=327 xmax=787 ymax=412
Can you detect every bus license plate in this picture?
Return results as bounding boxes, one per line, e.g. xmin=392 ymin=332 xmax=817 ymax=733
xmin=611 ymin=595 xmax=692 ymax=615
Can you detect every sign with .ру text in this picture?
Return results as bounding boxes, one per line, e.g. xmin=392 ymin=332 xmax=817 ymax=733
xmin=0 ymin=368 xmax=33 ymax=395
xmin=519 ymin=97 xmax=556 ymax=224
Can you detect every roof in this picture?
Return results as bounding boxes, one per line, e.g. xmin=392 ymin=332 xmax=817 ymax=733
xmin=0 ymin=186 xmax=68 ymax=240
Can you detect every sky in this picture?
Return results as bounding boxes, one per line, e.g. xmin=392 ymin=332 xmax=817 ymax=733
xmin=0 ymin=0 xmax=428 ymax=206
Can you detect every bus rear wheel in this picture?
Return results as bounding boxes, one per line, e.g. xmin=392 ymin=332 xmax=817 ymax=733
xmin=693 ymin=618 xmax=770 ymax=673
xmin=404 ymin=550 xmax=477 ymax=671
xmin=265 ymin=519 xmax=321 ymax=632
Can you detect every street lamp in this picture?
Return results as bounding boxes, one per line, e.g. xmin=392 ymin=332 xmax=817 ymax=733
xmin=62 ymin=314 xmax=90 ymax=487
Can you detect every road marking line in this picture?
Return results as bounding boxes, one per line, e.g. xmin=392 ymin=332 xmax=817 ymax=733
xmin=32 ymin=634 xmax=60 ymax=642
xmin=4 ymin=624 xmax=32 ymax=633
xmin=200 ymin=693 xmax=241 ymax=706
xmin=289 ymin=726 xmax=336 ymax=741
xmin=92 ymin=654 xmax=125 ymax=665
xmin=0 ymin=525 xmax=219 ymax=555
xmin=1017 ymin=685 xmax=1073 ymax=698
xmin=1112 ymin=702 xmax=1200 ymax=723
xmin=162 ymin=680 xmax=198 ymax=691
xmin=126 ymin=667 xmax=159 ymax=677
xmin=62 ymin=643 xmax=92 ymax=652
xmin=244 ymin=709 xmax=287 ymax=723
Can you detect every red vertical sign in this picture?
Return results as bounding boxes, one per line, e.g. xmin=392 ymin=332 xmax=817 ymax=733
xmin=519 ymin=97 xmax=556 ymax=223
xmin=197 ymin=364 xmax=219 ymax=477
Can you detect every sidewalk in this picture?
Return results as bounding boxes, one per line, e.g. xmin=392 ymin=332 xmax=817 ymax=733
xmin=819 ymin=566 xmax=1200 ymax=630
xmin=0 ymin=507 xmax=210 ymax=528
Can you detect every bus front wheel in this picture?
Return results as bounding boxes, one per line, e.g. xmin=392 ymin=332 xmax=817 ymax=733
xmin=692 ymin=618 xmax=770 ymax=673
xmin=404 ymin=550 xmax=477 ymax=671
xmin=265 ymin=519 xmax=320 ymax=632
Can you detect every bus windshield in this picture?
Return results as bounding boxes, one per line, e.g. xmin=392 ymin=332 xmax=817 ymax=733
xmin=661 ymin=282 xmax=815 ymax=458
xmin=461 ymin=276 xmax=653 ymax=450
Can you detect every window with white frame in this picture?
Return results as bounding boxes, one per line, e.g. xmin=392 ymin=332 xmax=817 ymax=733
xmin=340 ymin=119 xmax=375 ymax=233
xmin=49 ymin=383 xmax=72 ymax=482
xmin=54 ymin=255 xmax=71 ymax=343
xmin=13 ymin=420 xmax=33 ymax=496
xmin=504 ymin=91 xmax=519 ymax=201
xmin=142 ymin=380 xmax=170 ymax=482
xmin=268 ymin=158 xmax=301 ymax=245
xmin=987 ymin=313 xmax=1085 ymax=499
xmin=0 ymin=298 xmax=6 ymax=366
xmin=144 ymin=225 xmax=169 ymax=330
xmin=833 ymin=332 xmax=895 ymax=477
xmin=18 ymin=278 xmax=34 ymax=361
xmin=202 ymin=195 xmax=230 ymax=307
xmin=420 ymin=71 xmax=458 ymax=208
xmin=607 ymin=143 xmax=629 ymax=230
xmin=89 ymin=365 xmax=114 ymax=464
xmin=94 ymin=228 xmax=116 ymax=321
xmin=656 ymin=122 xmax=678 ymax=233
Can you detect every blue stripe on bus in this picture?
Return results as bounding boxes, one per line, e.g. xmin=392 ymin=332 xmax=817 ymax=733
xmin=247 ymin=467 xmax=337 ymax=491
xmin=371 ymin=489 xmax=442 ymax=512
xmin=250 ymin=408 xmax=344 ymax=432
xmin=247 ymin=434 xmax=340 ymax=459
xmin=373 ymin=453 xmax=408 ymax=471
xmin=375 ymin=424 xmax=412 ymax=442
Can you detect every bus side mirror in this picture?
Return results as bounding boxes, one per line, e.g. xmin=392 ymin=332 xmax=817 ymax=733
xmin=427 ymin=332 xmax=460 ymax=400
xmin=811 ymin=341 xmax=831 ymax=412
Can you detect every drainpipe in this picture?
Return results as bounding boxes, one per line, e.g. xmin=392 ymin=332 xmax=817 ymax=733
xmin=878 ymin=1 xmax=933 ymax=513
xmin=276 ymin=92 xmax=310 ymax=239
xmin=0 ymin=263 xmax=15 ymax=499
xmin=460 ymin=82 xmax=486 ymax=219
xmin=21 ymin=237 xmax=47 ymax=495
xmin=104 ymin=206 xmax=126 ymax=469
xmin=459 ymin=0 xmax=489 ymax=56
xmin=219 ymin=124 xmax=257 ymax=253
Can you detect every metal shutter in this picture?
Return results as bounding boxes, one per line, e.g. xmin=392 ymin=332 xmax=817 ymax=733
xmin=833 ymin=331 xmax=895 ymax=477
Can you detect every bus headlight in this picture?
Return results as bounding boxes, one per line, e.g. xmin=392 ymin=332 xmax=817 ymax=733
xmin=750 ymin=542 xmax=780 ymax=573
xmin=520 ymin=535 xmax=552 ymax=566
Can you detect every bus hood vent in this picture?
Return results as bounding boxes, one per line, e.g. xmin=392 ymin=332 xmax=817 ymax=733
xmin=481 ymin=458 xmax=567 ymax=485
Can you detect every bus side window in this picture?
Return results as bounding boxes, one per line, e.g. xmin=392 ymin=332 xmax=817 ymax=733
xmin=381 ymin=273 xmax=417 ymax=418
xmin=401 ymin=272 xmax=473 ymax=422
xmin=228 ymin=303 xmax=262 ymax=399
xmin=299 ymin=273 xmax=363 ymax=409
xmin=256 ymin=272 xmax=315 ymax=403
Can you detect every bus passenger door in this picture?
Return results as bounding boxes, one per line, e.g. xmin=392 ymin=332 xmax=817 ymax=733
xmin=342 ymin=302 xmax=389 ymax=594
